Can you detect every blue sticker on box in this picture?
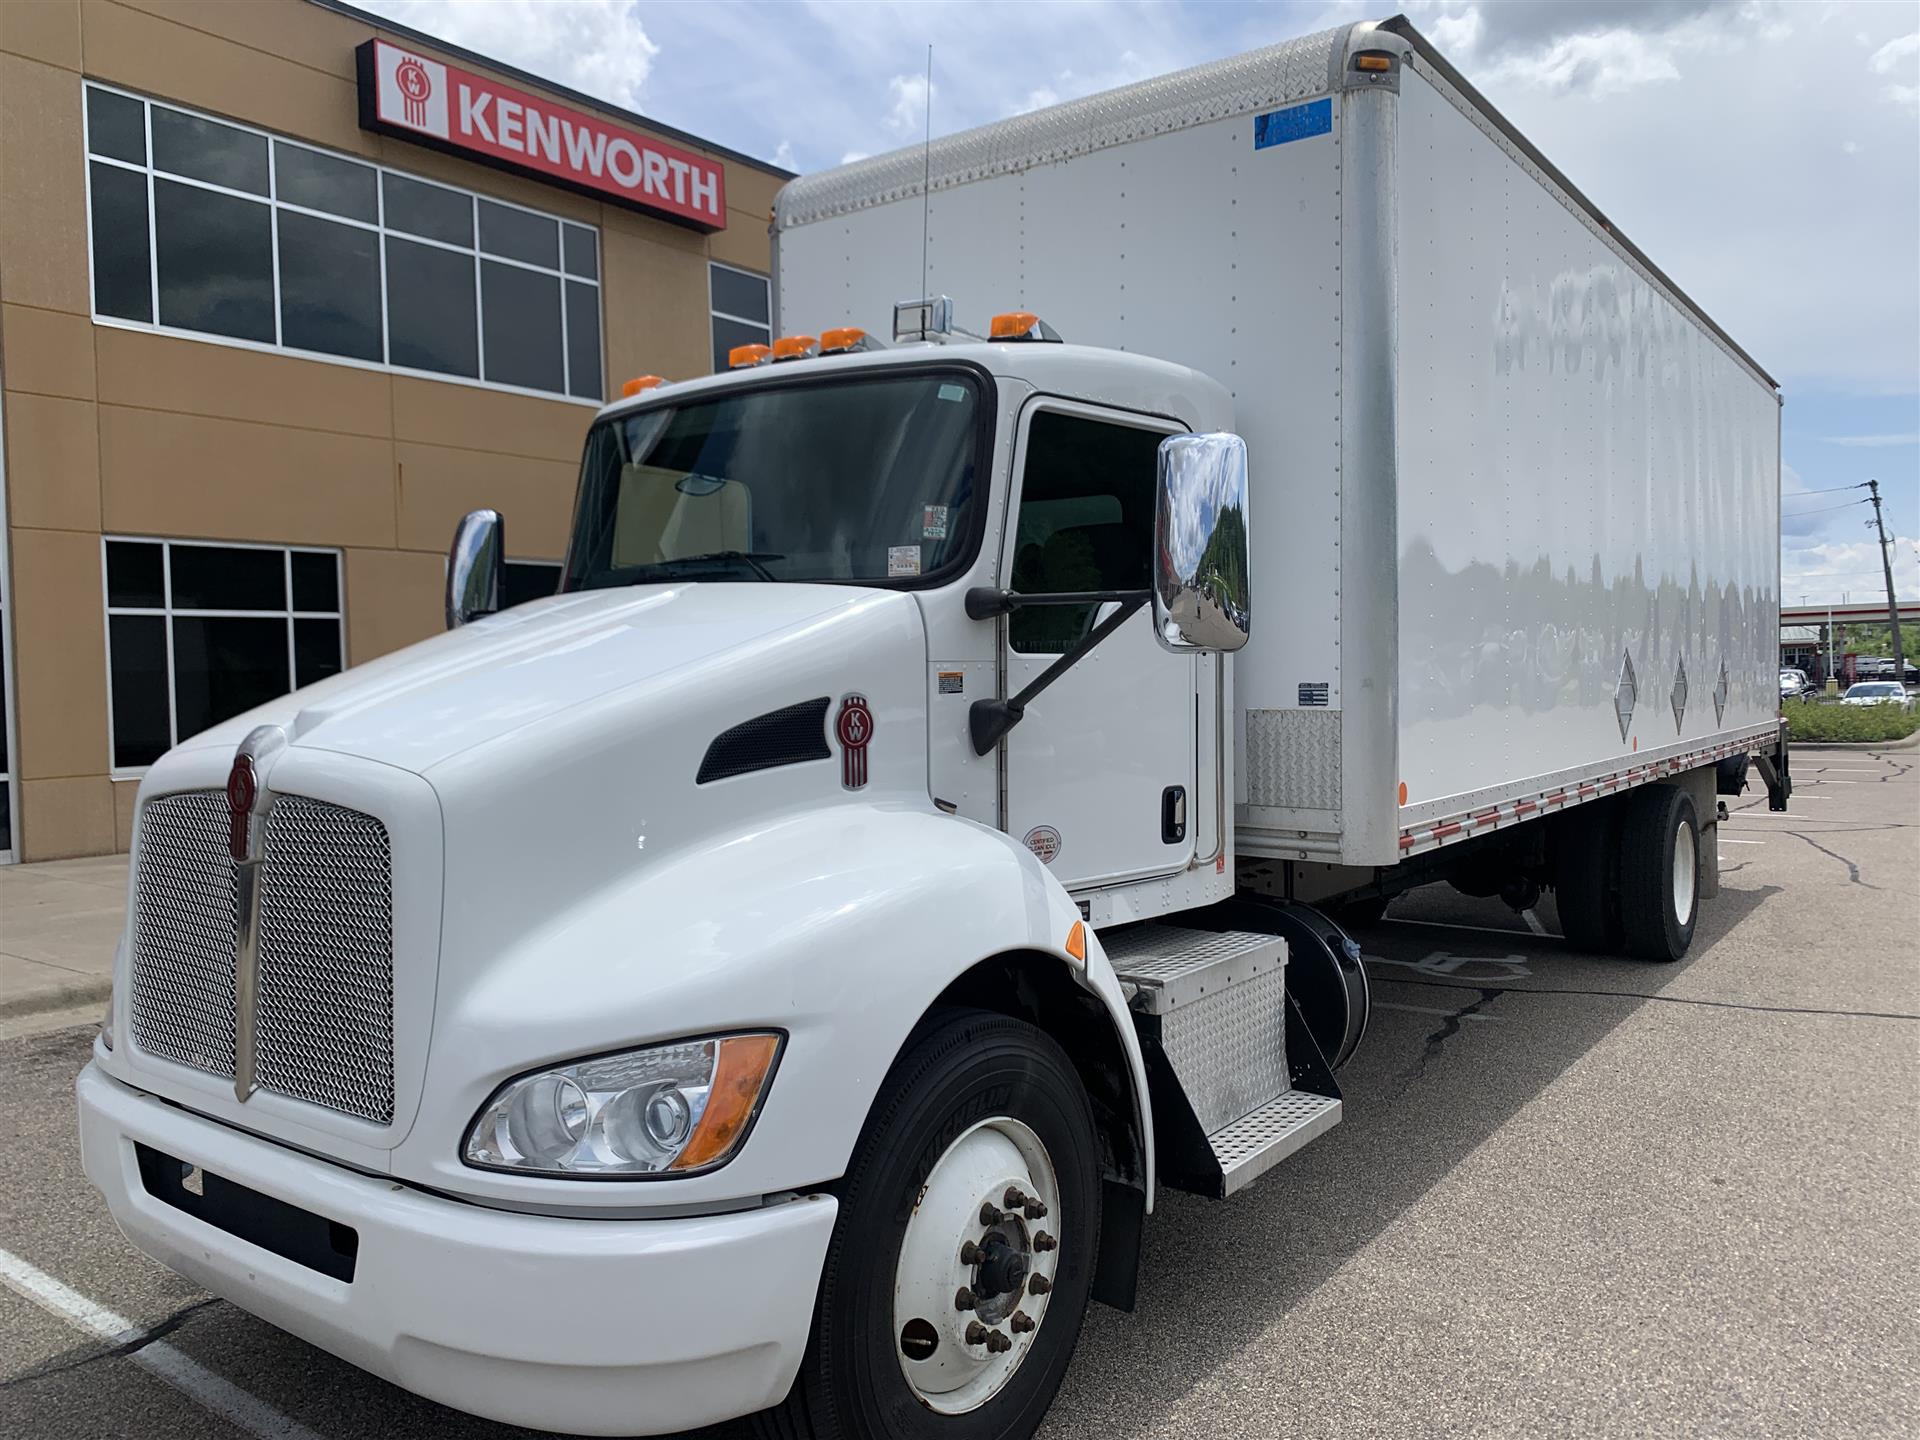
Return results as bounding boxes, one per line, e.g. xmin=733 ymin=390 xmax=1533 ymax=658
xmin=1254 ymin=98 xmax=1332 ymax=150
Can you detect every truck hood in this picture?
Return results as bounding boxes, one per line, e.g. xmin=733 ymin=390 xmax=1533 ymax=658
xmin=174 ymin=583 xmax=890 ymax=777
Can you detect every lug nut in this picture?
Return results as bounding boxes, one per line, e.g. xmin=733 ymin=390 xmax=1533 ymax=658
xmin=1010 ymin=1310 xmax=1035 ymax=1334
xmin=1027 ymin=1273 xmax=1052 ymax=1295
xmin=986 ymin=1328 xmax=1013 ymax=1353
xmin=979 ymin=1202 xmax=1004 ymax=1226
xmin=960 ymin=1240 xmax=982 ymax=1265
xmin=1033 ymin=1230 xmax=1057 ymax=1252
xmin=1004 ymin=1186 xmax=1030 ymax=1209
xmin=966 ymin=1321 xmax=989 ymax=1347
xmin=1024 ymin=1197 xmax=1049 ymax=1220
xmin=955 ymin=1286 xmax=976 ymax=1311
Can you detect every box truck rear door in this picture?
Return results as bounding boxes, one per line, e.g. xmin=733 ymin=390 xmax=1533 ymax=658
xmin=999 ymin=400 xmax=1198 ymax=888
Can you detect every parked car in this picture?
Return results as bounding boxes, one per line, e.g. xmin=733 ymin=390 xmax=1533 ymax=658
xmin=1779 ymin=668 xmax=1811 ymax=700
xmin=1840 ymin=681 xmax=1911 ymax=708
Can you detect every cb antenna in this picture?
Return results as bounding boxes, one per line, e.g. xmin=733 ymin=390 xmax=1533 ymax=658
xmin=921 ymin=43 xmax=932 ymax=302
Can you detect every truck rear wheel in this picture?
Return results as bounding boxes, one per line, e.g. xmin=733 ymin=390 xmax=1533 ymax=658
xmin=762 ymin=1008 xmax=1100 ymax=1440
xmin=1553 ymin=801 xmax=1624 ymax=954
xmin=1616 ymin=786 xmax=1700 ymax=963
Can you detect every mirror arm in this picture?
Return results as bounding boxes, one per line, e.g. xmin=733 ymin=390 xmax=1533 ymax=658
xmin=964 ymin=586 xmax=1149 ymax=621
xmin=969 ymin=592 xmax=1150 ymax=755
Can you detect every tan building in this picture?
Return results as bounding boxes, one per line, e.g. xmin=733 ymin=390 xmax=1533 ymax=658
xmin=0 ymin=0 xmax=789 ymax=861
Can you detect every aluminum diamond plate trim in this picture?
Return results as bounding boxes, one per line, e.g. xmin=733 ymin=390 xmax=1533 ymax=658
xmin=1246 ymin=709 xmax=1342 ymax=811
xmin=254 ymin=797 xmax=395 ymax=1125
xmin=130 ymin=791 xmax=238 ymax=1077
xmin=777 ymin=24 xmax=1346 ymax=228
xmin=1105 ymin=926 xmax=1286 ymax=1013
xmin=1160 ymin=967 xmax=1291 ymax=1135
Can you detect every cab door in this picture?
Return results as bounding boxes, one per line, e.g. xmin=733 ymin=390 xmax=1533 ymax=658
xmin=997 ymin=400 xmax=1197 ymax=890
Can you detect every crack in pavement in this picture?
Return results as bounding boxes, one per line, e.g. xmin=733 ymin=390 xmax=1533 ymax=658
xmin=1777 ymin=828 xmax=1880 ymax=889
xmin=1393 ymin=987 xmax=1502 ymax=1096
xmin=0 ymin=1296 xmax=221 ymax=1390
xmin=1369 ymin=970 xmax=1920 ymax=1021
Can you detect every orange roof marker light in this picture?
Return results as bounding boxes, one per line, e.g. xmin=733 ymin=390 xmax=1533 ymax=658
xmin=989 ymin=311 xmax=1063 ymax=343
xmin=771 ymin=334 xmax=820 ymax=363
xmin=1353 ymin=50 xmax=1396 ymax=73
xmin=820 ymin=326 xmax=886 ymax=355
xmin=620 ymin=375 xmax=667 ymax=398
xmin=729 ymin=343 xmax=773 ymax=369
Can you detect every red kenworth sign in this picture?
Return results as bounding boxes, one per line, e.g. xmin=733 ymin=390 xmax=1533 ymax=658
xmin=355 ymin=39 xmax=726 ymax=231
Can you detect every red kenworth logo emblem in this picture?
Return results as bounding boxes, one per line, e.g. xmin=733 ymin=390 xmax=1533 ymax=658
xmin=225 ymin=755 xmax=257 ymax=862
xmin=836 ymin=694 xmax=874 ymax=790
xmin=396 ymin=55 xmax=433 ymax=127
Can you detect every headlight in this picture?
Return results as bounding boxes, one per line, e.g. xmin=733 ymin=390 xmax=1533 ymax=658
xmin=463 ymin=1033 xmax=782 ymax=1177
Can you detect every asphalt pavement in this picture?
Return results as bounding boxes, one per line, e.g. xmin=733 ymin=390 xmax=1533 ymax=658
xmin=2 ymin=745 xmax=1915 ymax=1438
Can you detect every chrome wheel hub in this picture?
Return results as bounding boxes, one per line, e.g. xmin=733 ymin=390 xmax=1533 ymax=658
xmin=892 ymin=1117 xmax=1060 ymax=1414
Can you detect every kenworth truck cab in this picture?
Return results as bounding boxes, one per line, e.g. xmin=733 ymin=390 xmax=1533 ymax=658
xmin=80 ymin=331 xmax=1308 ymax=1438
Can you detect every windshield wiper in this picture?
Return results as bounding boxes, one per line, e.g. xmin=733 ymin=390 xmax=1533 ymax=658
xmin=657 ymin=550 xmax=785 ymax=581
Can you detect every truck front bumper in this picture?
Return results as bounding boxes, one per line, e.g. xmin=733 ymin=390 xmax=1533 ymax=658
xmin=77 ymin=1062 xmax=835 ymax=1436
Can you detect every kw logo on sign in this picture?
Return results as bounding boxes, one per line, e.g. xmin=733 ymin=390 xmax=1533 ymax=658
xmin=395 ymin=55 xmax=433 ymax=128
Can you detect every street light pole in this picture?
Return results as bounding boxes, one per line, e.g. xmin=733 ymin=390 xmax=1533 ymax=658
xmin=1866 ymin=478 xmax=1905 ymax=682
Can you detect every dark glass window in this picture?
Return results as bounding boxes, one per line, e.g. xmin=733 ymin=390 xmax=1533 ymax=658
xmin=293 ymin=618 xmax=343 ymax=688
xmin=153 ymin=178 xmax=274 ymax=342
xmin=107 ymin=541 xmax=166 ymax=608
xmin=290 ymin=551 xmax=340 ymax=612
xmin=501 ymin=561 xmax=560 ymax=609
xmin=169 ymin=543 xmax=285 ymax=611
xmin=277 ymin=211 xmax=382 ymax=361
xmin=566 ymin=280 xmax=602 ymax=400
xmin=381 ymin=172 xmax=474 ymax=245
xmin=108 ymin=615 xmax=171 ymax=769
xmin=87 ymin=88 xmax=146 ymax=165
xmin=386 ymin=236 xmax=479 ymax=377
xmin=562 ymin=224 xmax=598 ymax=280
xmin=90 ymin=162 xmax=153 ymax=323
xmin=481 ymin=260 xmax=563 ymax=393
xmin=150 ymin=107 xmax=268 ymax=194
xmin=1008 ymin=412 xmax=1161 ymax=654
xmin=711 ymin=315 xmax=771 ymax=374
xmin=171 ymin=617 xmax=290 ymax=741
xmin=274 ymin=143 xmax=377 ymax=222
xmin=477 ymin=200 xmax=558 ymax=268
xmin=710 ymin=265 xmax=769 ymax=323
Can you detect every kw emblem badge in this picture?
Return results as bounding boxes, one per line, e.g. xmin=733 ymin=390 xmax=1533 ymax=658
xmin=836 ymin=694 xmax=874 ymax=790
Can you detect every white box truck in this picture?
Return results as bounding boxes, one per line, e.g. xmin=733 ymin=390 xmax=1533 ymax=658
xmin=79 ymin=16 xmax=1787 ymax=1440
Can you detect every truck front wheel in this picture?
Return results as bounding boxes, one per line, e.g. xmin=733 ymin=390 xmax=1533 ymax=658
xmin=763 ymin=1008 xmax=1100 ymax=1440
xmin=1617 ymin=786 xmax=1701 ymax=963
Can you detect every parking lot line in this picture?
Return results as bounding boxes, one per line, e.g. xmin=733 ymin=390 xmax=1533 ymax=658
xmin=0 ymin=1247 xmax=324 ymax=1440
xmin=1721 ymin=839 xmax=1765 ymax=845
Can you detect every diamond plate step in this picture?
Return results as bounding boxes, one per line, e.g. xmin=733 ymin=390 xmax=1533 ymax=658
xmin=1099 ymin=925 xmax=1286 ymax=1014
xmin=1211 ymin=1088 xmax=1342 ymax=1196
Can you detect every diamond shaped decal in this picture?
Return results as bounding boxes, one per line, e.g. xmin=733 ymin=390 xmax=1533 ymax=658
xmin=1614 ymin=650 xmax=1637 ymax=742
xmin=1713 ymin=661 xmax=1729 ymax=725
xmin=1670 ymin=657 xmax=1688 ymax=732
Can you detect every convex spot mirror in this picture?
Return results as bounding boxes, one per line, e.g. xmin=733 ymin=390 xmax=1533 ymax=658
xmin=446 ymin=508 xmax=504 ymax=629
xmin=1153 ymin=432 xmax=1251 ymax=653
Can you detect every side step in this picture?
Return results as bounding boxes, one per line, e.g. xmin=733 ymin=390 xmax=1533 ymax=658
xmin=1103 ymin=923 xmax=1342 ymax=1199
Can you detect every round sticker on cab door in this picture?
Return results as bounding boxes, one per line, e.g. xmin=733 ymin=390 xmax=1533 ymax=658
xmin=1023 ymin=826 xmax=1062 ymax=865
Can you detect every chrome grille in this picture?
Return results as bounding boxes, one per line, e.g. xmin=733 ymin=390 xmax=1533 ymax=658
xmin=254 ymin=797 xmax=395 ymax=1124
xmin=128 ymin=788 xmax=396 ymax=1127
xmin=129 ymin=792 xmax=239 ymax=1075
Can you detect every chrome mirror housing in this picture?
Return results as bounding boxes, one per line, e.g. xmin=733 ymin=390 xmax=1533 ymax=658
xmin=446 ymin=508 xmax=504 ymax=629
xmin=1152 ymin=433 xmax=1251 ymax=653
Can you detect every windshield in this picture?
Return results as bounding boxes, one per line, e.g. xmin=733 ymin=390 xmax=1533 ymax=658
xmin=562 ymin=367 xmax=984 ymax=590
xmin=1847 ymin=683 xmax=1902 ymax=697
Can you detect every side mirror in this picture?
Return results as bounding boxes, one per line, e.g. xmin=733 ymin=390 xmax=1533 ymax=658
xmin=446 ymin=509 xmax=504 ymax=629
xmin=1153 ymin=432 xmax=1251 ymax=653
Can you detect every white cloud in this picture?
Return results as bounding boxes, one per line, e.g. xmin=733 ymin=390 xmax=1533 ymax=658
xmin=358 ymin=0 xmax=659 ymax=111
xmin=773 ymin=139 xmax=795 ymax=171
xmin=1824 ymin=433 xmax=1920 ymax=447
xmin=1783 ymin=535 xmax=1919 ymax=602
xmin=1869 ymin=30 xmax=1919 ymax=108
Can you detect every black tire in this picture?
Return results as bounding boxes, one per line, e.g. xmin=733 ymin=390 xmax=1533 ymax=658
xmin=1554 ymin=800 xmax=1624 ymax=953
xmin=1616 ymin=786 xmax=1700 ymax=963
xmin=760 ymin=1009 xmax=1100 ymax=1440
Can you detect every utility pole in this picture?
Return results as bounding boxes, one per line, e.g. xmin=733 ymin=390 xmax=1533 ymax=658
xmin=1866 ymin=478 xmax=1905 ymax=681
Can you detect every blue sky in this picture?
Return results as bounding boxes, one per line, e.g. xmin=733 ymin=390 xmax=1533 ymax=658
xmin=361 ymin=0 xmax=1920 ymax=604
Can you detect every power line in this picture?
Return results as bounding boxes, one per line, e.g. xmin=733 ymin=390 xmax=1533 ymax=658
xmin=1784 ymin=482 xmax=1871 ymax=496
xmin=1781 ymin=497 xmax=1871 ymax=517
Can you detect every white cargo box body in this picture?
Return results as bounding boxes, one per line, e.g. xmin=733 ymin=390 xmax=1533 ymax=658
xmin=775 ymin=18 xmax=1781 ymax=869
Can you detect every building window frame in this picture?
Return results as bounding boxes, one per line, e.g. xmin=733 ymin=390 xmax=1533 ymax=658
xmin=708 ymin=260 xmax=771 ymax=372
xmin=81 ymin=79 xmax=606 ymax=407
xmin=101 ymin=536 xmax=346 ymax=779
